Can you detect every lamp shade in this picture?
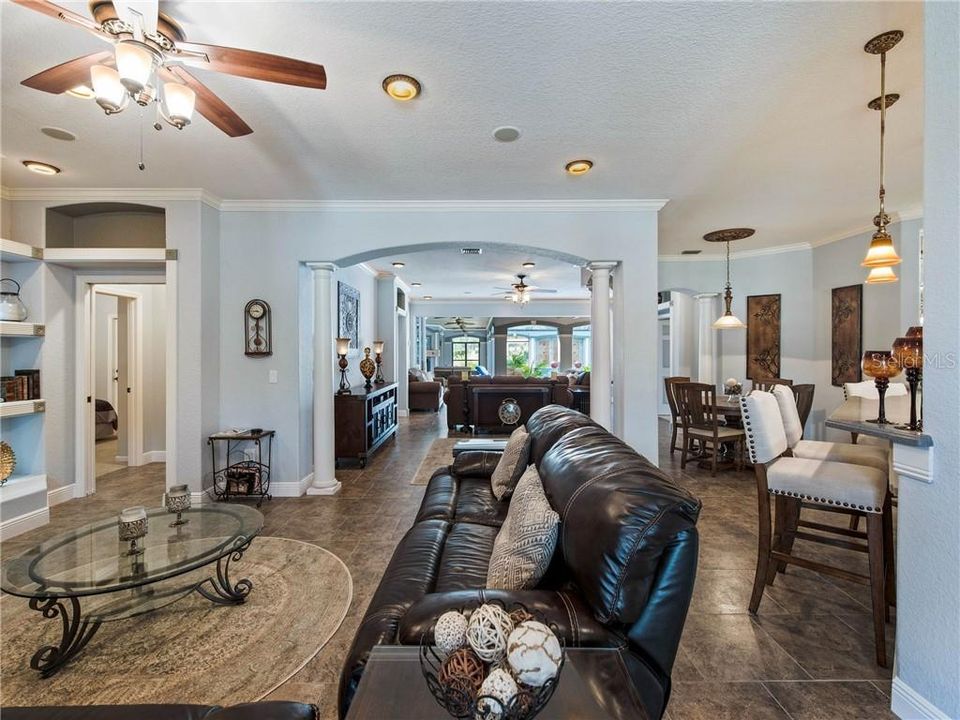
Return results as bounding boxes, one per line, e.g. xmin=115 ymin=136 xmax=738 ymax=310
xmin=861 ymin=230 xmax=902 ymax=267
xmin=90 ymin=65 xmax=127 ymax=113
xmin=115 ymin=40 xmax=157 ymax=93
xmin=893 ymin=336 xmax=923 ymax=369
xmin=713 ymin=312 xmax=746 ymax=330
xmin=163 ymin=82 xmax=196 ymax=127
xmin=335 ymin=337 xmax=351 ymax=356
xmin=865 ymin=266 xmax=898 ymax=284
xmin=862 ymin=350 xmax=902 ymax=380
xmin=373 ymin=340 xmax=384 ymax=354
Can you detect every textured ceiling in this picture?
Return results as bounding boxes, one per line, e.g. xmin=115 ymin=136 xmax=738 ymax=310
xmin=368 ymin=248 xmax=587 ymax=300
xmin=1 ymin=1 xmax=923 ymax=254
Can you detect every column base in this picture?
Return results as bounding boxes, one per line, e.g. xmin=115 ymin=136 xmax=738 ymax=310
xmin=306 ymin=481 xmax=342 ymax=496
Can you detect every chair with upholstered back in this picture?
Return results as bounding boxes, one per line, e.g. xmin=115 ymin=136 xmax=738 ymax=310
xmin=675 ymin=382 xmax=745 ymax=476
xmin=739 ymin=391 xmax=894 ymax=667
xmin=664 ymin=376 xmax=690 ymax=455
xmin=753 ymin=377 xmax=793 ymax=392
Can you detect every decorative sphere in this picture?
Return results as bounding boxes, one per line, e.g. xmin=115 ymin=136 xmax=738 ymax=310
xmin=725 ymin=377 xmax=739 ymax=388
xmin=434 ymin=610 xmax=469 ymax=656
xmin=476 ymin=667 xmax=518 ymax=720
xmin=507 ymin=621 xmax=562 ymax=687
xmin=438 ymin=647 xmax=485 ymax=701
xmin=466 ymin=604 xmax=514 ymax=663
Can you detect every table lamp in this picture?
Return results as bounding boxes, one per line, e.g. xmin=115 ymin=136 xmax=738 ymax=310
xmin=336 ymin=337 xmax=352 ymax=395
xmin=893 ymin=332 xmax=923 ymax=431
xmin=861 ymin=350 xmax=901 ymax=424
xmin=373 ymin=340 xmax=386 ymax=384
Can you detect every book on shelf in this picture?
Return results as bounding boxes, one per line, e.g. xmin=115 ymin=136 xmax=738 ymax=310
xmin=1 ymin=369 xmax=42 ymax=402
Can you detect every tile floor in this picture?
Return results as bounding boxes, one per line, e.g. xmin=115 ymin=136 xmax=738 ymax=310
xmin=0 ymin=411 xmax=896 ymax=719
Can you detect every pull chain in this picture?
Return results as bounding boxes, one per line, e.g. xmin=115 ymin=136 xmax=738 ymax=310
xmin=138 ymin=105 xmax=146 ymax=171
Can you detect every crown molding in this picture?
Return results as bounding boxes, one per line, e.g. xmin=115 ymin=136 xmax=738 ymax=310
xmin=0 ymin=186 xmax=221 ymax=208
xmin=807 ymin=206 xmax=924 ymax=248
xmin=216 ymin=198 xmax=668 ymax=213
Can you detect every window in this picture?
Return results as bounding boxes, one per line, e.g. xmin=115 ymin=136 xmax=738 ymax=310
xmin=452 ymin=337 xmax=481 ymax=366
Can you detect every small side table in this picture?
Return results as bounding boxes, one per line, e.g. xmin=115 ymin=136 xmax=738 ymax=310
xmin=208 ymin=430 xmax=275 ymax=506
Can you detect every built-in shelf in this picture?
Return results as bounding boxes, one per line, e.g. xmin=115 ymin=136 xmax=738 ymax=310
xmin=0 ymin=473 xmax=49 ymax=541
xmin=0 ymin=473 xmax=48 ymax=502
xmin=0 ymin=399 xmax=46 ymax=418
xmin=0 ymin=321 xmax=45 ymax=337
xmin=0 ymin=238 xmax=43 ymax=263
xmin=43 ymin=247 xmax=170 ymax=268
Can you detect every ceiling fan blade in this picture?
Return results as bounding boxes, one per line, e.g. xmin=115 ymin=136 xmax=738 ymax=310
xmin=162 ymin=66 xmax=253 ymax=137
xmin=21 ymin=50 xmax=114 ymax=94
xmin=527 ymin=288 xmax=559 ymax=293
xmin=175 ymin=42 xmax=326 ymax=89
xmin=112 ymin=0 xmax=158 ymax=37
xmin=11 ymin=0 xmax=113 ymax=40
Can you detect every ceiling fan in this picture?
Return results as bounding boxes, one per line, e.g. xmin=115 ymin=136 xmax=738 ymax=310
xmin=13 ymin=0 xmax=326 ymax=141
xmin=492 ymin=274 xmax=558 ymax=305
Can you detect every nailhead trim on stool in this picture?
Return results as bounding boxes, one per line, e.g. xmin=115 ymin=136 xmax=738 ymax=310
xmin=768 ymin=488 xmax=881 ymax=513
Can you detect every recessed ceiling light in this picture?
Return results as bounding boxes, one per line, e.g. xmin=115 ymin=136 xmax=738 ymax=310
xmin=493 ymin=126 xmax=521 ymax=142
xmin=411 ymin=282 xmax=422 ymax=287
xmin=392 ymin=261 xmax=405 ymax=268
xmin=422 ymin=295 xmax=433 ymax=300
xmin=522 ymin=261 xmax=536 ymax=268
xmin=565 ymin=159 xmax=593 ymax=175
xmin=41 ymin=127 xmax=77 ymax=142
xmin=66 ymin=85 xmax=95 ymax=100
xmin=382 ymin=74 xmax=421 ymax=101
xmin=22 ymin=160 xmax=61 ymax=175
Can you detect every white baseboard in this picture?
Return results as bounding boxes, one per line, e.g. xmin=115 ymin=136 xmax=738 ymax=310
xmin=398 ymin=408 xmax=410 ymax=417
xmin=142 ymin=450 xmax=166 ymax=464
xmin=48 ymin=483 xmax=76 ymax=506
xmin=114 ymin=455 xmax=128 ymax=463
xmin=271 ymin=472 xmax=316 ymax=498
xmin=0 ymin=506 xmax=49 ymax=542
xmin=892 ymin=676 xmax=952 ymax=719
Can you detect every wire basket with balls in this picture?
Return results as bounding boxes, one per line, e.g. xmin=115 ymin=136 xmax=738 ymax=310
xmin=419 ymin=602 xmax=564 ymax=720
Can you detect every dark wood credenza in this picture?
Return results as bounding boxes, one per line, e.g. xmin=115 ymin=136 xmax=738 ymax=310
xmin=335 ymin=382 xmax=398 ymax=468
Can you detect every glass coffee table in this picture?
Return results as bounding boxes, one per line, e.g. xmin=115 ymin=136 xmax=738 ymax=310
xmin=0 ymin=504 xmax=263 ymax=677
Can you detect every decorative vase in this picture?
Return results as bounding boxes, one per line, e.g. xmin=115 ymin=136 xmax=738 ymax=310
xmin=165 ymin=484 xmax=191 ymax=526
xmin=0 ymin=278 xmax=28 ymax=322
xmin=893 ymin=333 xmax=923 ymax=431
xmin=359 ymin=347 xmax=376 ymax=391
xmin=862 ymin=350 xmax=902 ymax=424
xmin=0 ymin=441 xmax=16 ymax=484
xmin=118 ymin=506 xmax=149 ymax=556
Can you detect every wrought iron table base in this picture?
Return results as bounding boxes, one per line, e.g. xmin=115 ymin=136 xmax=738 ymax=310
xmin=28 ymin=596 xmax=102 ymax=679
xmin=195 ymin=539 xmax=254 ymax=605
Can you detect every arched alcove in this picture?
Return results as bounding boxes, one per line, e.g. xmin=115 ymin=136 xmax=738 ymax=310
xmin=46 ymin=202 xmax=166 ymax=248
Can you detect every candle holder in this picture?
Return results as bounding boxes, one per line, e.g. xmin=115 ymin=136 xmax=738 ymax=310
xmin=165 ymin=484 xmax=191 ymax=527
xmin=373 ymin=340 xmax=386 ymax=384
xmin=336 ymin=337 xmax=352 ymax=395
xmin=118 ymin=506 xmax=149 ymax=556
xmin=360 ymin=347 xmax=376 ymax=391
xmin=893 ymin=331 xmax=923 ymax=431
xmin=861 ymin=350 xmax=902 ymax=424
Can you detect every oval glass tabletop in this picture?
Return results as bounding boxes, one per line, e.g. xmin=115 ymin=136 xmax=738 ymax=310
xmin=0 ymin=504 xmax=263 ymax=600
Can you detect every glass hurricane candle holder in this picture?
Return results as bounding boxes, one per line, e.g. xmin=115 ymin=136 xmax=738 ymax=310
xmin=862 ymin=350 xmax=902 ymax=424
xmin=118 ymin=506 xmax=148 ymax=556
xmin=165 ymin=484 xmax=191 ymax=527
xmin=893 ymin=335 xmax=923 ymax=431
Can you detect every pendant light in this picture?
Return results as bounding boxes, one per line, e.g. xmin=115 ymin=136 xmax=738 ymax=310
xmin=704 ymin=228 xmax=754 ymax=330
xmin=862 ymin=31 xmax=904 ymax=282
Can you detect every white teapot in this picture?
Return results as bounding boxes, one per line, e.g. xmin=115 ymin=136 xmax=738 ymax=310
xmin=0 ymin=279 xmax=27 ymax=322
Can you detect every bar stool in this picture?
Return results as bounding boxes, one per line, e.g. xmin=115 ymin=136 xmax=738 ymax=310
xmin=740 ymin=391 xmax=894 ymax=667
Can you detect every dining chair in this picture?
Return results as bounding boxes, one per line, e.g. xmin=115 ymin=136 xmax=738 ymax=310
xmin=753 ymin=377 xmax=793 ymax=392
xmin=675 ymin=382 xmax=745 ymax=476
xmin=740 ymin=391 xmax=894 ymax=667
xmin=664 ymin=376 xmax=690 ymax=455
xmin=792 ymin=383 xmax=815 ymax=429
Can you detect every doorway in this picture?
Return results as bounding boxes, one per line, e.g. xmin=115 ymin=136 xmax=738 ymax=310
xmin=656 ymin=317 xmax=671 ymax=416
xmin=78 ymin=280 xmax=167 ymax=496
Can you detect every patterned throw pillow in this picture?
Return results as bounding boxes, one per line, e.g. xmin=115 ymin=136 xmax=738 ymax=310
xmin=490 ymin=426 xmax=531 ymax=501
xmin=487 ymin=467 xmax=559 ymax=590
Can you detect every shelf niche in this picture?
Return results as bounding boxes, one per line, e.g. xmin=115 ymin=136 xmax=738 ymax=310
xmin=46 ymin=202 xmax=166 ymax=249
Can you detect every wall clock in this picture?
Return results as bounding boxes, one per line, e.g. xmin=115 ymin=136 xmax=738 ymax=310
xmin=244 ymin=299 xmax=272 ymax=357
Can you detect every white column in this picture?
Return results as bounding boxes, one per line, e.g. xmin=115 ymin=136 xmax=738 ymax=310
xmin=559 ymin=332 xmax=573 ymax=372
xmin=307 ymin=262 xmax=341 ymax=496
xmin=589 ymin=262 xmax=616 ymax=428
xmin=695 ymin=293 xmax=721 ymax=388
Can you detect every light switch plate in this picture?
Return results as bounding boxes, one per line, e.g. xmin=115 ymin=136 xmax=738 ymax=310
xmin=268 ymin=370 xmax=278 ymax=384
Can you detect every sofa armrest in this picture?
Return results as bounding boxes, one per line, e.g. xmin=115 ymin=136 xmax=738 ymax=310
xmin=452 ymin=450 xmax=502 ymax=478
xmin=409 ymin=380 xmax=443 ymax=393
xmin=397 ymin=589 xmax=626 ymax=649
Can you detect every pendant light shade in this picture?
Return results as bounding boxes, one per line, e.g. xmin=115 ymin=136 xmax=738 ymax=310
xmin=163 ymin=82 xmax=196 ymax=128
xmin=866 ymin=266 xmax=898 ymax=284
xmin=90 ymin=65 xmax=128 ymax=114
xmin=861 ymin=229 xmax=901 ymax=267
xmin=115 ymin=40 xmax=158 ymax=94
xmin=713 ymin=310 xmax=747 ymax=330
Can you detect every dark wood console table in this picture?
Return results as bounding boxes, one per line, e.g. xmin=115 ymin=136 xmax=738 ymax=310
xmin=336 ymin=382 xmax=398 ymax=468
xmin=468 ymin=385 xmax=552 ymax=433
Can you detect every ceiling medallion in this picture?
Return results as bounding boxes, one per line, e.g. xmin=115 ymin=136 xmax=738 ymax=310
xmin=861 ymin=29 xmax=904 ymax=282
xmin=702 ymin=228 xmax=756 ymax=243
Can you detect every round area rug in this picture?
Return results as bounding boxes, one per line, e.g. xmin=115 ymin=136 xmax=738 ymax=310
xmin=1 ymin=537 xmax=352 ymax=707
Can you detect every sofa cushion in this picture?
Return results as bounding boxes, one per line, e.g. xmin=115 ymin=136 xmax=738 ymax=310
xmin=537 ymin=426 xmax=701 ymax=625
xmin=490 ymin=425 xmax=531 ymax=500
xmin=415 ymin=471 xmax=508 ymax=527
xmin=435 ymin=523 xmax=500 ymax=593
xmin=487 ymin=467 xmax=559 ymax=590
xmin=525 ymin=404 xmax=599 ymax=467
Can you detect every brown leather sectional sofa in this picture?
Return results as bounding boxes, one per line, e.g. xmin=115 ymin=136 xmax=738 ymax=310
xmin=339 ymin=405 xmax=702 ymax=719
xmin=408 ymin=368 xmax=444 ymax=411
xmin=443 ymin=374 xmax=574 ymax=431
